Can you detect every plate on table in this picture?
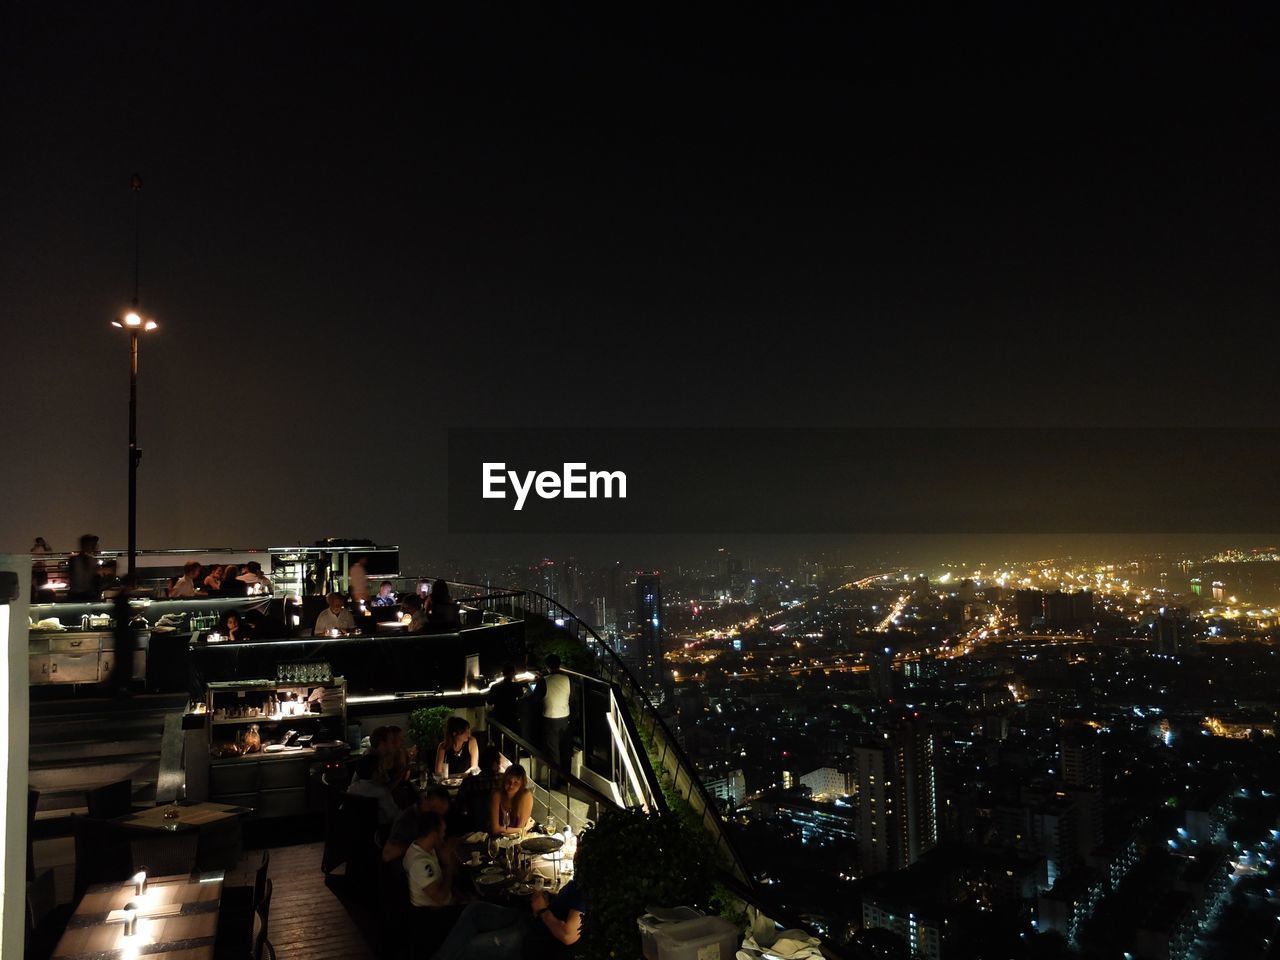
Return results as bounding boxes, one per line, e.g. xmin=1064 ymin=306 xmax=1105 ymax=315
xmin=264 ymin=744 xmax=286 ymax=753
xmin=508 ymin=882 xmax=534 ymax=896
xmin=520 ymin=836 xmax=564 ymax=855
xmin=477 ymin=872 xmax=507 ymax=887
xmin=440 ymin=777 xmax=464 ymax=788
xmin=463 ymin=831 xmax=489 ymax=844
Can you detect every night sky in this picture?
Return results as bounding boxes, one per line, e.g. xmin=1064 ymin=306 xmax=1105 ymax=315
xmin=3 ymin=4 xmax=1278 ymax=568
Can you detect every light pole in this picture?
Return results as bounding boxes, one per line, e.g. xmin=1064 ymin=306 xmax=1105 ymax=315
xmin=110 ymin=174 xmax=156 ymax=582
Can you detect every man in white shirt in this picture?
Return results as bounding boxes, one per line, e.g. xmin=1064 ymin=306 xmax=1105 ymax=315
xmin=540 ymin=654 xmax=572 ymax=787
xmin=236 ymin=561 xmax=272 ymax=594
xmin=313 ymin=593 xmax=355 ymax=636
xmin=403 ymin=811 xmax=455 ymax=908
xmin=169 ymin=561 xmax=203 ymax=598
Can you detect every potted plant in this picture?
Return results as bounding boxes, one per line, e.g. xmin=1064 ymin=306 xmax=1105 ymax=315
xmin=407 ymin=705 xmax=454 ymax=767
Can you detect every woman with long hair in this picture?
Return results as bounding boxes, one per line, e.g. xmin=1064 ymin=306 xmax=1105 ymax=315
xmin=488 ymin=764 xmax=533 ymax=837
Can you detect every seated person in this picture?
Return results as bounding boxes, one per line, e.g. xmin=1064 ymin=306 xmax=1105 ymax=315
xmin=169 ymin=560 xmax=205 ymax=598
xmin=220 ymin=564 xmax=249 ymax=597
xmin=313 ymin=592 xmax=355 ymax=636
xmin=426 ymin=579 xmax=462 ymax=629
xmin=385 ymin=785 xmax=452 ymax=862
xmin=404 ymin=811 xmax=456 ymax=909
xmin=427 ymin=879 xmax=585 ymax=959
xmin=402 ymin=593 xmax=429 ymax=632
xmin=216 ymin=611 xmax=249 ymax=642
xmin=435 ymin=716 xmax=480 ymax=778
xmin=489 ymin=764 xmax=533 ymax=837
xmin=346 ymin=753 xmax=401 ymax=826
xmin=371 ymin=582 xmax=397 ymax=607
xmin=456 ymin=746 xmax=506 ymax=833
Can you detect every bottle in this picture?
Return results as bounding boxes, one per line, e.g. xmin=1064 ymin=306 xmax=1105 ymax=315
xmin=562 ymin=824 xmax=576 ymax=860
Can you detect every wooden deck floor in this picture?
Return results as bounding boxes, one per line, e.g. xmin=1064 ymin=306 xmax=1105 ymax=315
xmin=34 ymin=832 xmax=377 ymax=960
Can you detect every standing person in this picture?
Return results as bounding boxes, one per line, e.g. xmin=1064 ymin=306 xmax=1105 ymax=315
xmin=539 ymin=655 xmax=571 ymax=787
xmin=170 ymin=561 xmax=204 ymax=598
xmin=486 ymin=662 xmax=526 ymax=733
xmin=107 ymin=580 xmax=138 ymax=697
xmin=67 ymin=534 xmax=100 ymax=601
xmin=313 ymin=593 xmax=355 ymax=636
xmin=349 ymin=555 xmax=371 ymax=603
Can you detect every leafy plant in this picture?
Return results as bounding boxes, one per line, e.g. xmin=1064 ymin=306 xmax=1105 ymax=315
xmin=575 ymin=806 xmax=718 ymax=959
xmin=407 ymin=705 xmax=454 ymax=755
xmin=524 ymin=615 xmax=598 ymax=673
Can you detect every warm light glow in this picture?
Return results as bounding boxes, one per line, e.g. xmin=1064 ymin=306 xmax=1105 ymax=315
xmin=124 ymin=312 xmax=142 ymax=327
xmin=111 ymin=320 xmax=123 ymax=328
xmin=144 ymin=320 xmax=157 ymax=331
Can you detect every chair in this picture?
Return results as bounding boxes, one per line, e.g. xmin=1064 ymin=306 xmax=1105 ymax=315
xmin=72 ymin=816 xmax=144 ymax=900
xmin=321 ymin=770 xmax=351 ymax=874
xmin=339 ymin=794 xmax=383 ymax=898
xmin=86 ymin=779 xmax=134 ymax=820
xmin=375 ymin=858 xmax=412 ymax=957
xmin=215 ymin=851 xmax=269 ymax=960
xmin=130 ymin=831 xmax=199 ymax=876
xmin=196 ymin=815 xmax=244 ymax=872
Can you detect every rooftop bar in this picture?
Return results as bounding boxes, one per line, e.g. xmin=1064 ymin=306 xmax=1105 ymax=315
xmin=20 ymin=546 xmax=842 ymax=959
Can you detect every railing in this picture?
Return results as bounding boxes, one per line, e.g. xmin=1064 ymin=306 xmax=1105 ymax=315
xmin=489 ymin=585 xmax=753 ymax=885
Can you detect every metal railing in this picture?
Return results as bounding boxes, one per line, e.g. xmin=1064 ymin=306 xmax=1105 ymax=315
xmin=477 ymin=584 xmax=752 ymax=885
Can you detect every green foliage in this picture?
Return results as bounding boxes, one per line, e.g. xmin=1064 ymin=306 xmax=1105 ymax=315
xmin=525 ymin=615 xmax=597 ymax=673
xmin=575 ymin=806 xmax=719 ymax=959
xmin=407 ymin=705 xmax=454 ymax=754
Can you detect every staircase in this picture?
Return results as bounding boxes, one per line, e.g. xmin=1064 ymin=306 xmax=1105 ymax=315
xmin=28 ymin=692 xmax=188 ymax=835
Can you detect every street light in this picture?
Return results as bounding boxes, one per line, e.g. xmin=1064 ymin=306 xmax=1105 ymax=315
xmin=111 ymin=174 xmax=156 ymax=582
xmin=112 ymin=308 xmax=157 ymax=582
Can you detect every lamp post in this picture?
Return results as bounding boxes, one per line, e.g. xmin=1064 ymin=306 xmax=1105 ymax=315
xmin=110 ymin=174 xmax=156 ymax=581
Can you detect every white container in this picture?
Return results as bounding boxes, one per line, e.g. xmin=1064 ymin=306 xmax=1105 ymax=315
xmin=638 ymin=912 xmax=738 ymax=960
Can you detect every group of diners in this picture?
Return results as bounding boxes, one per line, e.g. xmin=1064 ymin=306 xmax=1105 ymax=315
xmin=169 ymin=559 xmax=272 ymax=598
xmin=348 ymin=722 xmax=583 ymax=958
xmin=313 ymin=577 xmax=462 ymax=636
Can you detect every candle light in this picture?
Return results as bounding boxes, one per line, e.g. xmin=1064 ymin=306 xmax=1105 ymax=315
xmin=123 ymin=901 xmax=140 ymax=937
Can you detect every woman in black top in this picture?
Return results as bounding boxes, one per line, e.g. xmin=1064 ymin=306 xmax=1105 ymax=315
xmin=434 ymin=716 xmax=479 ymax=777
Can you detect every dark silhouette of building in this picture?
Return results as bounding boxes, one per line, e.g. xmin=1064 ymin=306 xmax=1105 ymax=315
xmin=634 ymin=572 xmax=663 ymax=688
xmin=854 ymin=719 xmax=938 ymax=874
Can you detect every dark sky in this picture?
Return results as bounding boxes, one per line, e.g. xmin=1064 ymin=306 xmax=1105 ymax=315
xmin=3 ymin=4 xmax=1278 ymax=568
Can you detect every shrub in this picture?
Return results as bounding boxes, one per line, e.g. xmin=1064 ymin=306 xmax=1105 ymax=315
xmin=575 ymin=806 xmax=717 ymax=959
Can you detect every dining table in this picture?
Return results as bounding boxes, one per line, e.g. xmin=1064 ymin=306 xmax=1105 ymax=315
xmin=457 ymin=831 xmax=569 ymax=905
xmin=118 ymin=800 xmax=252 ymax=833
xmin=50 ymin=870 xmax=225 ymax=960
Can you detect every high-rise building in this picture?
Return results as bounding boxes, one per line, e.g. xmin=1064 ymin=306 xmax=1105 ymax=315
xmin=869 ymin=645 xmax=895 ymax=702
xmin=1060 ymin=726 xmax=1100 ymax=789
xmin=854 ymin=720 xmax=938 ymax=874
xmin=1155 ymin=609 xmax=1188 ymax=655
xmin=1015 ymin=589 xmax=1045 ymax=629
xmin=634 ymin=572 xmax=663 ymax=688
